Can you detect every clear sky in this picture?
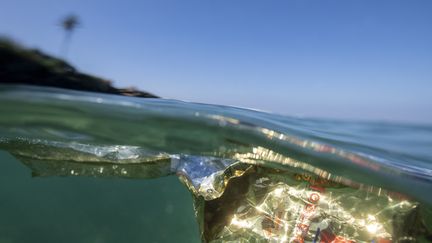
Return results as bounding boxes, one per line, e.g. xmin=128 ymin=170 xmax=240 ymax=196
xmin=1 ymin=0 xmax=431 ymax=124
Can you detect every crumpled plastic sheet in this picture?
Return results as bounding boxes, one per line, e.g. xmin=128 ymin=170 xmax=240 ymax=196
xmin=6 ymin=146 xmax=432 ymax=242
xmin=174 ymin=156 xmax=432 ymax=243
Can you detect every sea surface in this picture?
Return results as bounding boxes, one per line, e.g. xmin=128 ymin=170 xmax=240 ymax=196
xmin=0 ymin=85 xmax=431 ymax=242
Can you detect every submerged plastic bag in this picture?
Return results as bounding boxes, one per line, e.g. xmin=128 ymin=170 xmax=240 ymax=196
xmin=2 ymin=141 xmax=432 ymax=242
xmin=173 ymin=155 xmax=432 ymax=242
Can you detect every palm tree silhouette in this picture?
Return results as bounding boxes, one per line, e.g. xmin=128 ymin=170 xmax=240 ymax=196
xmin=60 ymin=14 xmax=80 ymax=57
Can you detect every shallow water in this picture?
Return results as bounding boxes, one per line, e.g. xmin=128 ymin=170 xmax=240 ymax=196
xmin=1 ymin=85 xmax=431 ymax=242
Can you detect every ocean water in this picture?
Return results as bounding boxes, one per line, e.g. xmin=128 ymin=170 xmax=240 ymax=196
xmin=0 ymin=151 xmax=200 ymax=243
xmin=0 ymin=85 xmax=431 ymax=242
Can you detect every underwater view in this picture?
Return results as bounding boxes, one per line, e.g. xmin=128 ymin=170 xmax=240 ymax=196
xmin=1 ymin=85 xmax=431 ymax=242
xmin=0 ymin=151 xmax=200 ymax=243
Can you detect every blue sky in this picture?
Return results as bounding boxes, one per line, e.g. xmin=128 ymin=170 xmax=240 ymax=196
xmin=1 ymin=0 xmax=431 ymax=123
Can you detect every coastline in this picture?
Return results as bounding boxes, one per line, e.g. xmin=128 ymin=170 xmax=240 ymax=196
xmin=0 ymin=38 xmax=158 ymax=98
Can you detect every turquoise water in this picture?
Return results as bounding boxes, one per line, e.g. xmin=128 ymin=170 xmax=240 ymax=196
xmin=0 ymin=150 xmax=200 ymax=243
xmin=0 ymin=85 xmax=432 ymax=242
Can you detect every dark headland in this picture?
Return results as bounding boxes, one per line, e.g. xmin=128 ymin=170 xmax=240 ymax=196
xmin=0 ymin=38 xmax=158 ymax=98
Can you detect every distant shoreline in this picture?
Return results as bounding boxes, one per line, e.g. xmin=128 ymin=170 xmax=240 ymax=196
xmin=0 ymin=38 xmax=158 ymax=98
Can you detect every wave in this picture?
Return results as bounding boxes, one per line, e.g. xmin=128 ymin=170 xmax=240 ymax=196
xmin=1 ymin=85 xmax=431 ymax=242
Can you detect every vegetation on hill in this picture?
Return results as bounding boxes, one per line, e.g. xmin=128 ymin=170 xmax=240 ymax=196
xmin=0 ymin=38 xmax=158 ymax=98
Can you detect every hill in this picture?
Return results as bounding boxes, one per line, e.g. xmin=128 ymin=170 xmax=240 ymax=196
xmin=0 ymin=38 xmax=158 ymax=98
